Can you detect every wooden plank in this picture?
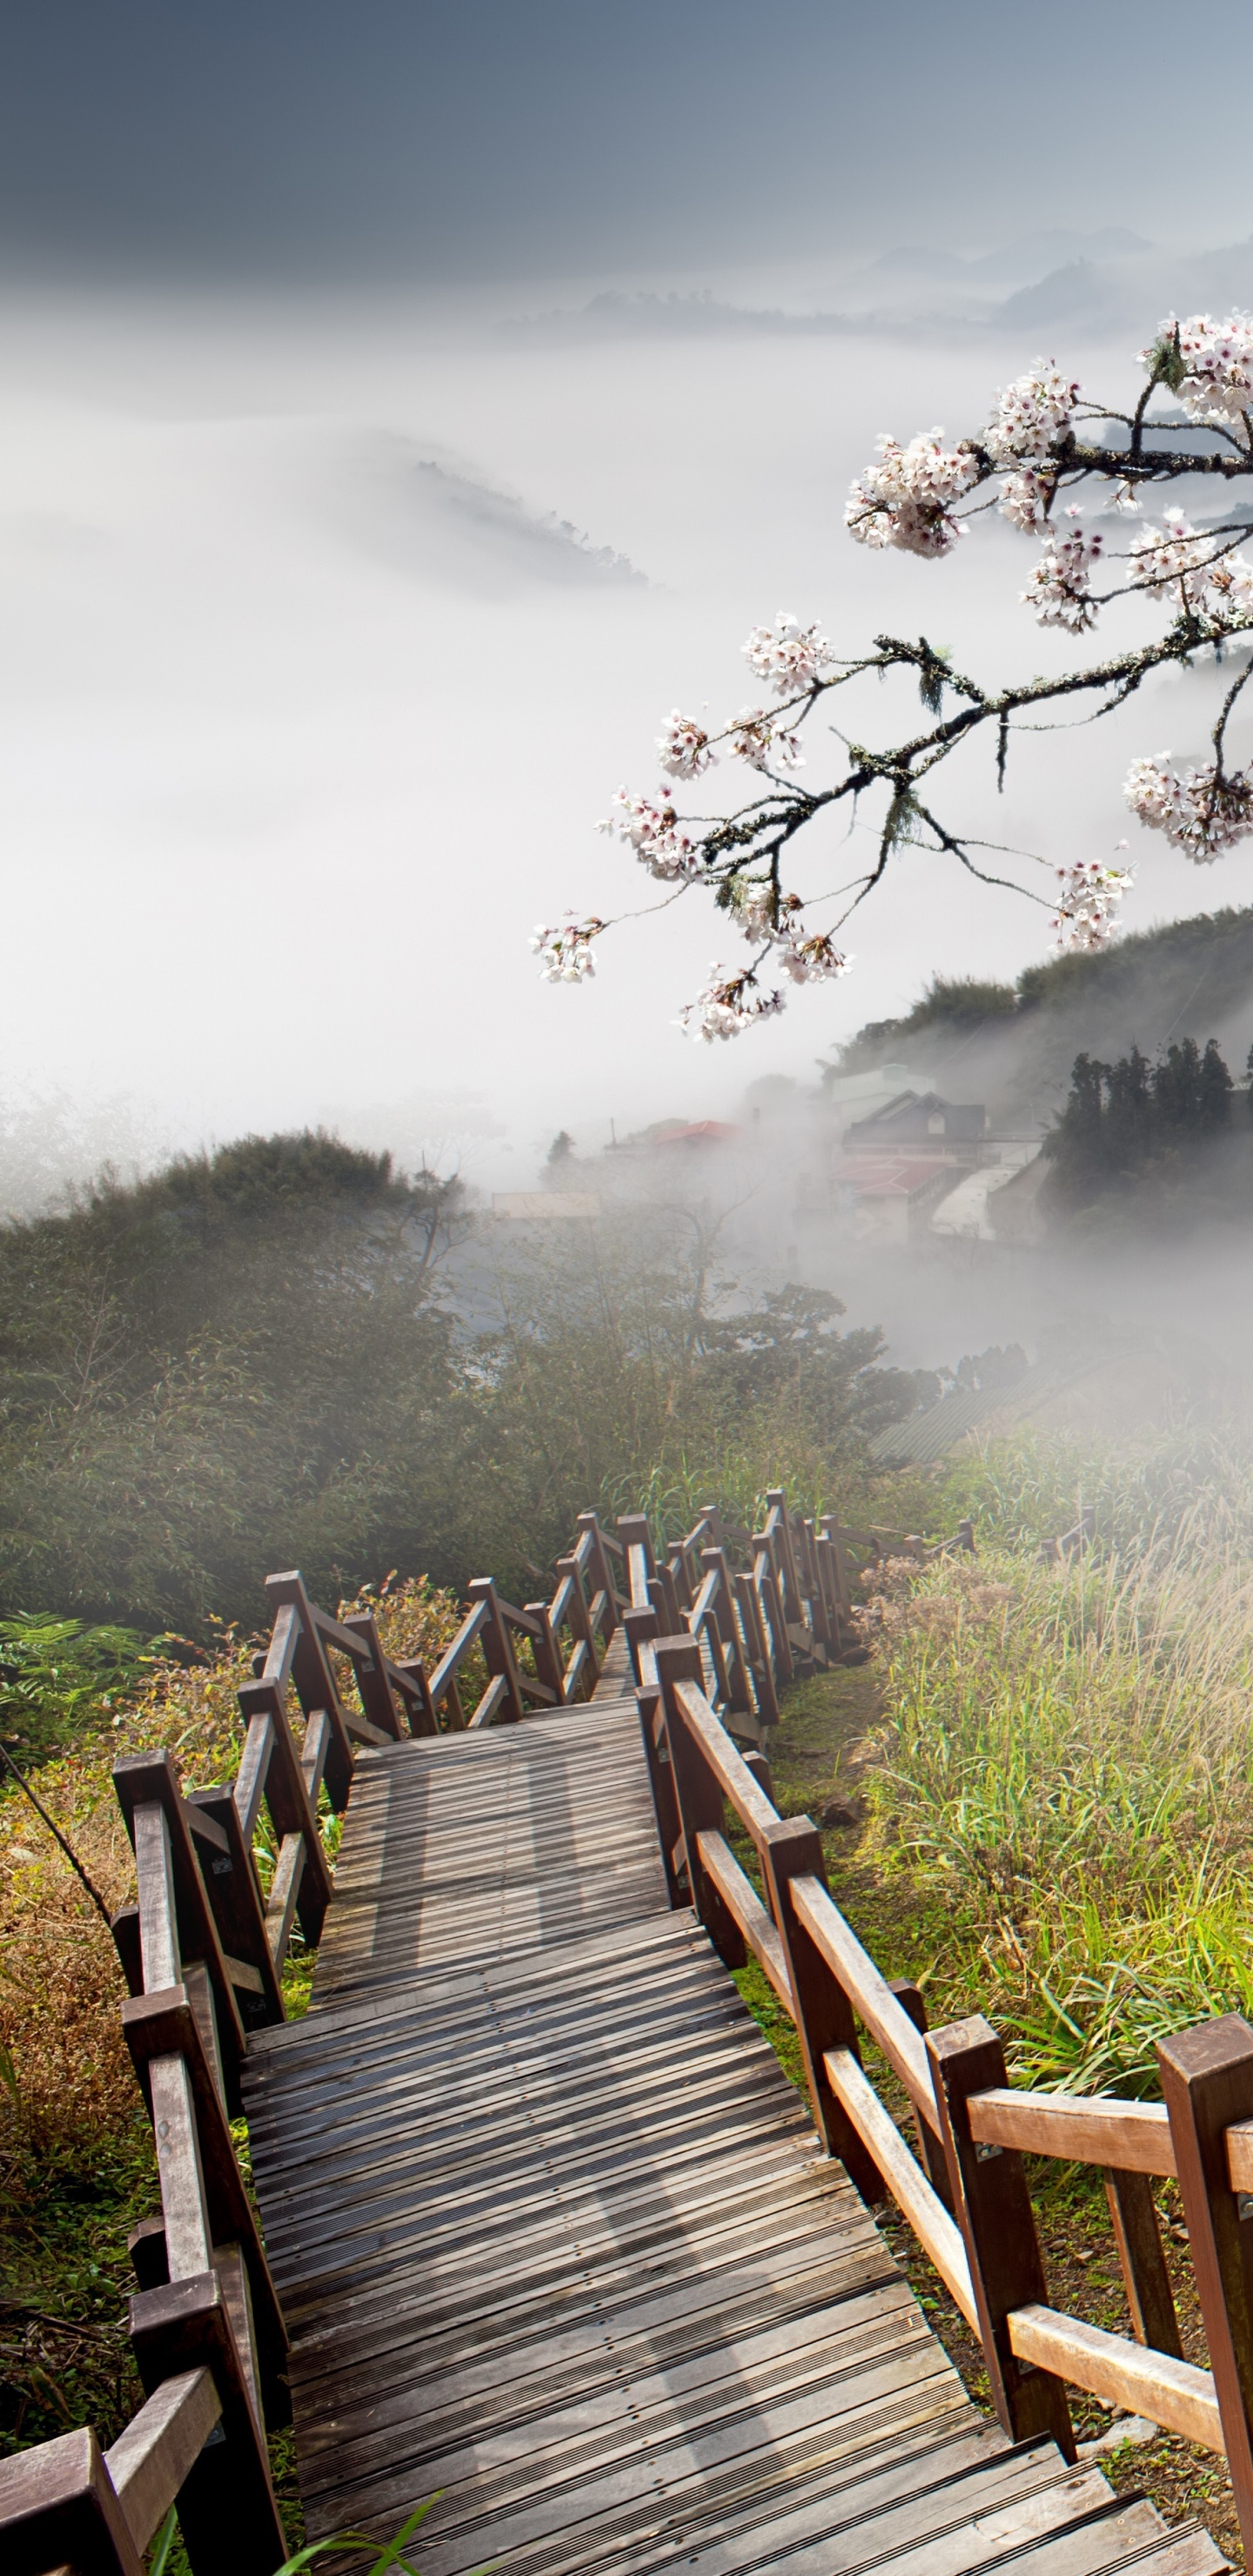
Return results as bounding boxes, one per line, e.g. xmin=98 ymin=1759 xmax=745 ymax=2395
xmin=695 ymin=1828 xmax=791 ymax=2004
xmin=1158 ymin=2014 xmax=1253 ymax=2565
xmin=148 ymin=2052 xmax=212 ymax=2278
xmin=671 ymin=1676 xmax=778 ymax=1842
xmin=823 ymin=2046 xmax=976 ymax=2326
xmin=104 ymin=2366 xmax=222 ymax=2554
xmin=1104 ymin=2166 xmax=1183 ymax=2357
xmin=467 ymin=1674 xmax=510 ymax=1729
xmin=790 ymin=1873 xmax=936 ymax=2122
xmin=232 ymin=1680 xmax=333 ymax=1948
xmin=1007 ymin=2304 xmax=1222 ymax=2450
xmin=265 ymin=1830 xmax=306 ymax=1969
xmin=968 ymin=2085 xmax=1174 ymax=2176
xmin=927 ymin=2015 xmax=1075 ymax=2458
xmin=339 ymin=1609 xmax=406 ymax=1740
xmin=262 ymin=1571 xmax=358 ymax=1807
xmin=0 ymin=2425 xmax=146 ymax=2576
xmin=184 ymin=1788 xmax=285 ymax=2028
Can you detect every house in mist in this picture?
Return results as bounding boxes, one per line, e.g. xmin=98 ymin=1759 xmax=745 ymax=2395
xmin=843 ymin=1090 xmax=987 ymax=1154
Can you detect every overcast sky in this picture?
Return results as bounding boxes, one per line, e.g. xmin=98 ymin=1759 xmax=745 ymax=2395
xmin=4 ymin=3 xmax=1253 ymax=1191
xmin=5 ymin=1 xmax=1253 ymax=282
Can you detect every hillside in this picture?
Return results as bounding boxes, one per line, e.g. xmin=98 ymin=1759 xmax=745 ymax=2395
xmin=828 ymin=907 xmax=1253 ymax=1133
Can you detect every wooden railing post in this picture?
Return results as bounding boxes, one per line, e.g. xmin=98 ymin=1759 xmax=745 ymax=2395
xmin=556 ymin=1549 xmax=602 ymax=1684
xmin=128 ymin=2273 xmax=288 ymax=2576
xmin=616 ymin=1512 xmax=656 ymax=1576
xmin=734 ymin=1569 xmax=780 ymax=1727
xmin=887 ymin=1979 xmax=955 ymax=2212
xmin=466 ymin=1577 xmax=526 ymax=1721
xmin=753 ymin=1541 xmax=794 ymax=1684
xmin=759 ymin=1819 xmax=882 ymax=2203
xmin=1158 ymin=2015 xmax=1253 ymax=2562
xmin=1102 ymin=2168 xmax=1182 ymax=2358
xmin=700 ymin=1548 xmax=753 ymax=1713
xmin=576 ymin=1511 xmax=620 ymax=1636
xmin=653 ymin=1637 xmax=746 ymax=1968
xmin=624 ymin=1600 xmax=660 ymax=1687
xmin=647 ymin=1560 xmax=685 ymax=1635
xmin=636 ymin=1681 xmax=687 ymax=1907
xmin=927 ymin=2016 xmax=1075 ymax=2458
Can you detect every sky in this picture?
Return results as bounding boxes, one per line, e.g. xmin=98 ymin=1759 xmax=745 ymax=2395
xmin=4 ymin=3 xmax=1253 ymax=1192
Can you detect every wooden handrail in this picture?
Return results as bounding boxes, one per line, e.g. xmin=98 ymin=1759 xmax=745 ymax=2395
xmin=648 ymin=1637 xmax=1253 ymax=2543
xmin=425 ymin=1600 xmax=489 ymax=1703
xmin=1006 ymin=2308 xmax=1221 ymax=2451
xmin=823 ymin=2047 xmax=975 ymax=2324
xmin=104 ymin=2367 xmax=223 ymax=2554
xmin=788 ymin=1874 xmax=938 ymax=2127
xmin=672 ymin=1679 xmax=778 ymax=1843
xmin=695 ymin=1829 xmax=791 ymax=2004
xmin=967 ymin=2086 xmax=1175 ymax=2176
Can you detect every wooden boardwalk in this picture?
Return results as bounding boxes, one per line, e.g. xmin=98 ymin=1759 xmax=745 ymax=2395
xmin=245 ymin=1644 xmax=1223 ymax=2576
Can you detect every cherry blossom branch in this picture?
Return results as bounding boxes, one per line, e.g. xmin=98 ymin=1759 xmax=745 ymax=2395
xmin=535 ymin=311 xmax=1253 ymax=1035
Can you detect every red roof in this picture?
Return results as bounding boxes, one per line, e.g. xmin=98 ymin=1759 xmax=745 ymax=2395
xmin=653 ymin=1121 xmax=741 ymax=1146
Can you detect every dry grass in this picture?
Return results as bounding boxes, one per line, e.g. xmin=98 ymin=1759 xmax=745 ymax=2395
xmin=0 ymin=1574 xmax=467 ymax=2463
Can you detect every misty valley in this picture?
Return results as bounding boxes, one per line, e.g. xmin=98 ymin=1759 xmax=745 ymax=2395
xmin=10 ymin=44 xmax=1253 ymax=2563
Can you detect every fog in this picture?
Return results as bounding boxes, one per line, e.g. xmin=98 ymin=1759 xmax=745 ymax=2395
xmin=8 ymin=3 xmax=1253 ymax=1417
xmin=7 ymin=251 xmax=1253 ymax=1202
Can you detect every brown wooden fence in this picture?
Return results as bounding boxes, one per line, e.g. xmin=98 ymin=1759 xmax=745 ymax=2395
xmin=0 ymin=1516 xmax=628 ymax=2576
xmin=640 ymin=1623 xmax=1253 ymax=2564
xmin=17 ymin=1483 xmax=1228 ymax=2576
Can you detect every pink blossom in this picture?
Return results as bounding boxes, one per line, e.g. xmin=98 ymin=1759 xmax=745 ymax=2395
xmin=999 ymin=466 xmax=1056 ymax=532
xmin=727 ymin=706 xmax=805 ymax=770
xmin=657 ymin=709 xmax=715 ymax=779
xmin=1050 ymin=861 xmax=1133 ymax=955
xmin=1124 ymin=755 xmax=1253 ymax=861
xmin=1141 ymin=312 xmax=1253 ymax=427
xmin=986 ymin=361 xmax=1081 ymax=464
xmin=1129 ymin=514 xmax=1253 ymax=623
xmin=530 ymin=917 xmax=605 ymax=983
xmin=846 ymin=430 xmax=980 ymax=558
xmin=775 ymin=928 xmax=852 ymax=984
xmin=599 ymin=788 xmax=700 ymax=880
xmin=741 ymin=613 xmax=834 ymax=696
xmin=678 ymin=969 xmax=787 ymax=1042
xmin=1022 ymin=520 xmax=1103 ymax=631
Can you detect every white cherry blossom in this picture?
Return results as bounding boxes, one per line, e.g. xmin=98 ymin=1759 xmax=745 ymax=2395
xmin=741 ymin=613 xmax=834 ymax=696
xmin=1022 ymin=520 xmax=1103 ymax=630
xmin=999 ymin=466 xmax=1056 ymax=531
xmin=731 ymin=882 xmax=783 ymax=943
xmin=531 ymin=917 xmax=605 ymax=983
xmin=678 ymin=969 xmax=787 ymax=1042
xmin=845 ymin=430 xmax=980 ymax=558
xmin=986 ymin=361 xmax=1081 ymax=463
xmin=599 ymin=788 xmax=700 ymax=880
xmin=1124 ymin=754 xmax=1253 ymax=861
xmin=657 ymin=710 xmax=715 ymax=779
xmin=1142 ymin=312 xmax=1253 ymax=427
xmin=1129 ymin=511 xmax=1216 ymax=600
xmin=727 ymin=706 xmax=804 ymax=770
xmin=1051 ymin=860 xmax=1133 ymax=954
xmin=775 ymin=928 xmax=852 ymax=984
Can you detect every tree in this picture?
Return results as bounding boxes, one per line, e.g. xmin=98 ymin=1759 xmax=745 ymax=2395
xmin=535 ymin=318 xmax=1253 ymax=1036
xmin=1044 ymin=1036 xmax=1236 ymax=1199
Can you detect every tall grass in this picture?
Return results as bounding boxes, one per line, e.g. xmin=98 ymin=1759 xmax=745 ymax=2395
xmin=866 ymin=1443 xmax=1253 ymax=2094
